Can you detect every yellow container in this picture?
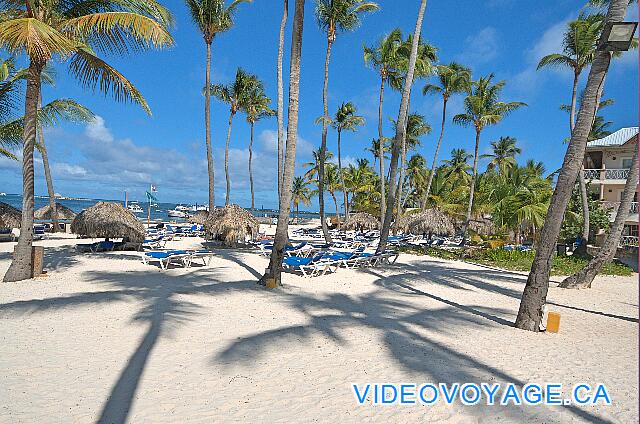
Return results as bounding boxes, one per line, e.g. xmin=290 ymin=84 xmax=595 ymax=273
xmin=546 ymin=312 xmax=561 ymax=333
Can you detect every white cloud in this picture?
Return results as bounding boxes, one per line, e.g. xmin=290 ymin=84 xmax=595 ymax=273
xmin=457 ymin=27 xmax=499 ymax=66
xmin=258 ymin=129 xmax=315 ymax=158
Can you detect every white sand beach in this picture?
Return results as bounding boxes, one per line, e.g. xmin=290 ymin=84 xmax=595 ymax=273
xmin=0 ymin=232 xmax=637 ymax=423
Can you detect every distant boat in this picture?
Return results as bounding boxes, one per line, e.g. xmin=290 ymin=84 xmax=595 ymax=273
xmin=175 ymin=204 xmax=191 ymax=212
xmin=0 ymin=193 xmax=5 ymax=196
xmin=191 ymin=204 xmax=208 ymax=212
xmin=167 ymin=209 xmax=188 ymax=218
xmin=128 ymin=202 xmax=144 ymax=214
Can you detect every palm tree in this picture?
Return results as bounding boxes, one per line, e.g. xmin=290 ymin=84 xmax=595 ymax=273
xmin=538 ymin=13 xmax=606 ymax=249
xmin=422 ymin=63 xmax=471 ymax=198
xmin=211 ymin=68 xmax=260 ymax=205
xmin=324 ymin=163 xmax=342 ymax=223
xmin=378 ymin=0 xmax=428 ymax=254
xmin=453 ymin=75 xmax=526 ymax=241
xmin=331 ymin=101 xmax=364 ymax=220
xmin=363 ymin=28 xmax=402 ymax=226
xmin=365 ymin=137 xmax=390 ymax=167
xmin=276 ymin=0 xmax=289 ymax=197
xmin=481 ymin=136 xmax=521 ymax=174
xmin=303 ymin=148 xmax=334 ymax=181
xmin=1 ymin=1 xmax=173 ymax=283
xmin=291 ymin=176 xmax=312 ymax=223
xmin=516 ymin=0 xmax=629 ymax=332
xmin=392 ymin=112 xmax=430 ymax=213
xmin=344 ymin=159 xmax=378 ymax=214
xmin=442 ymin=148 xmax=472 ymax=184
xmin=261 ymin=0 xmax=305 ymax=287
xmin=0 ymin=57 xmax=21 ymax=159
xmin=242 ymin=81 xmax=274 ymax=210
xmin=404 ymin=154 xmax=427 ymax=208
xmin=187 ymin=0 xmax=251 ymax=211
xmin=315 ymin=0 xmax=379 ymax=243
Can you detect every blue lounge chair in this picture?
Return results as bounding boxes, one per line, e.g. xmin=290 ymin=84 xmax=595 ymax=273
xmin=282 ymin=253 xmax=339 ymax=277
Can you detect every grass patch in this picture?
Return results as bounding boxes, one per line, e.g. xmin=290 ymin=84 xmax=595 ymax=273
xmin=400 ymin=246 xmax=634 ymax=276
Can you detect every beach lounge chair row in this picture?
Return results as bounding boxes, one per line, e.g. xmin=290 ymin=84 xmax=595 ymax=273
xmin=76 ymin=240 xmax=115 ymax=253
xmin=141 ymin=249 xmax=215 ymax=270
xmin=282 ymin=248 xmax=399 ymax=277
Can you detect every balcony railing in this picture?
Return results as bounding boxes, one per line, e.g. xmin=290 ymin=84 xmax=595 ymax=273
xmin=600 ymin=201 xmax=639 ymax=214
xmin=619 ymin=236 xmax=638 ymax=248
xmin=583 ymin=168 xmax=631 ymax=181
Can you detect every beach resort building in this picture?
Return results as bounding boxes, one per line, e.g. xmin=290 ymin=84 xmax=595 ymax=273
xmin=583 ymin=127 xmax=639 ymax=248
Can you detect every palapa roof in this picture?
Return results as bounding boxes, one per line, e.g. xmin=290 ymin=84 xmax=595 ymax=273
xmin=342 ymin=212 xmax=380 ymax=231
xmin=189 ymin=210 xmax=209 ymax=225
xmin=71 ymin=202 xmax=146 ymax=242
xmin=204 ymin=204 xmax=259 ymax=246
xmin=403 ymin=209 xmax=455 ymax=236
xmin=467 ymin=217 xmax=496 ymax=236
xmin=35 ymin=202 xmax=77 ymax=220
xmin=0 ymin=202 xmax=21 ymax=229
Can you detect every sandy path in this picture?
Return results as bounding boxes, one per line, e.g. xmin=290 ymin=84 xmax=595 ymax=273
xmin=0 ymin=235 xmax=637 ymax=423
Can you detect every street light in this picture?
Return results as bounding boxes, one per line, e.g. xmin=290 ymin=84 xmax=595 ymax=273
xmin=598 ymin=21 xmax=638 ymax=51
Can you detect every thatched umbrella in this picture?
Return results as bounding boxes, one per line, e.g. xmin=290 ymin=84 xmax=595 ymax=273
xmin=0 ymin=202 xmax=21 ymax=229
xmin=204 ymin=204 xmax=259 ymax=246
xmin=342 ymin=212 xmax=380 ymax=231
xmin=392 ymin=214 xmax=414 ymax=234
xmin=35 ymin=202 xmax=77 ymax=220
xmin=406 ymin=209 xmax=455 ymax=236
xmin=189 ymin=210 xmax=209 ymax=225
xmin=71 ymin=202 xmax=145 ymax=242
xmin=468 ymin=217 xmax=496 ymax=236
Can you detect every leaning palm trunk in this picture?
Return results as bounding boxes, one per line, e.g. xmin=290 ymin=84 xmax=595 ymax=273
xmin=260 ymin=0 xmax=305 ymax=287
xmin=318 ymin=39 xmax=333 ymax=243
xmin=4 ymin=60 xmax=44 ymax=282
xmin=337 ymin=129 xmax=348 ymax=221
xmin=205 ymin=42 xmax=215 ymax=211
xmin=395 ymin=95 xmax=412 ymax=219
xmin=249 ymin=122 xmax=255 ymax=210
xmin=378 ymin=0 xmax=427 ymax=254
xmin=424 ymin=94 xmax=448 ymax=201
xmin=224 ymin=113 xmax=234 ymax=205
xmin=276 ymin=0 xmax=288 ymax=196
xmin=560 ymin=141 xmax=639 ymax=289
xmin=37 ymin=96 xmax=58 ymax=233
xmin=463 ymin=129 xmax=481 ymax=240
xmin=570 ymin=72 xmax=590 ymax=250
xmin=377 ymin=76 xmax=386 ymax=224
xmin=515 ymin=0 xmax=628 ymax=332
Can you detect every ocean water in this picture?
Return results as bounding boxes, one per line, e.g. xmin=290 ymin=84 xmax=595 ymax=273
xmin=0 ymin=194 xmax=318 ymax=222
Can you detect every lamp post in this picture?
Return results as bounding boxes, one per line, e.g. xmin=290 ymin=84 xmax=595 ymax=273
xmin=598 ymin=21 xmax=638 ymax=51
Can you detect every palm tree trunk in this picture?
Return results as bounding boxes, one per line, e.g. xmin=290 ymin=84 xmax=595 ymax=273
xmin=4 ymin=60 xmax=44 ymax=283
xmin=277 ymin=0 xmax=288 ymax=197
xmin=570 ymin=72 xmax=590 ymax=250
xmin=463 ymin=128 xmax=481 ymax=240
xmin=377 ymin=76 xmax=386 ymax=224
xmin=261 ymin=0 xmax=305 ymax=287
xmin=378 ymin=0 xmax=428 ymax=254
xmin=425 ymin=95 xmax=447 ymax=200
xmin=37 ymin=95 xmax=58 ymax=233
xmin=515 ymin=0 xmax=627 ymax=331
xmin=224 ymin=112 xmax=234 ymax=206
xmin=337 ymin=129 xmax=348 ymax=221
xmin=331 ymin=191 xmax=340 ymax=224
xmin=318 ymin=39 xmax=333 ymax=243
xmin=560 ymin=141 xmax=639 ymax=289
xmin=395 ymin=94 xmax=412 ymax=219
xmin=249 ymin=122 xmax=255 ymax=210
xmin=205 ymin=42 xmax=215 ymax=211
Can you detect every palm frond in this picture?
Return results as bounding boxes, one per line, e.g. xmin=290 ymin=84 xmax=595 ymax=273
xmin=0 ymin=18 xmax=76 ymax=61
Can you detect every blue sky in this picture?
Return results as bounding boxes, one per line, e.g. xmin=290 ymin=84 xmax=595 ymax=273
xmin=0 ymin=0 xmax=637 ymax=210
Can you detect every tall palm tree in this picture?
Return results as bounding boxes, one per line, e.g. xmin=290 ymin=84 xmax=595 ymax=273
xmin=453 ymin=74 xmax=526 ymax=241
xmin=315 ymin=0 xmax=379 ymax=243
xmin=276 ymin=0 xmax=288 ymax=197
xmin=211 ymin=68 xmax=260 ymax=205
xmin=261 ymin=0 xmax=306 ymax=287
xmin=442 ymin=148 xmax=472 ymax=184
xmin=242 ymin=81 xmax=274 ymax=210
xmin=516 ymin=0 xmax=629 ymax=331
xmin=1 ymin=1 xmax=174 ymax=283
xmin=291 ymin=175 xmax=312 ymax=223
xmin=538 ymin=13 xmax=606 ymax=245
xmin=378 ymin=0 xmax=428 ymax=254
xmin=187 ymin=0 xmax=251 ymax=212
xmin=323 ymin=163 xmax=342 ymax=223
xmin=481 ymin=136 xmax=521 ymax=174
xmin=363 ymin=27 xmax=400 ymax=225
xmin=331 ymin=101 xmax=364 ymax=220
xmin=422 ymin=62 xmax=471 ymax=198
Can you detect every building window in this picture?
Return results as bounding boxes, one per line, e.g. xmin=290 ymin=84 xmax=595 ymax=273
xmin=623 ymin=224 xmax=638 ymax=237
xmin=622 ymin=158 xmax=633 ymax=169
